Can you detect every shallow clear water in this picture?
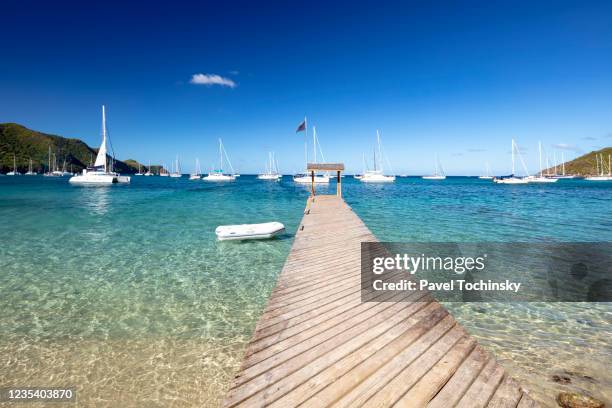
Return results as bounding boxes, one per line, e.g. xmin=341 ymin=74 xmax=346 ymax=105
xmin=0 ymin=176 xmax=610 ymax=407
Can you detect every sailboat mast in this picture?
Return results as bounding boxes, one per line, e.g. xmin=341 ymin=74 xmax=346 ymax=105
xmin=102 ymin=105 xmax=107 ymax=172
xmin=219 ymin=139 xmax=223 ymax=172
xmin=538 ymin=141 xmax=542 ymax=177
xmin=511 ymin=139 xmax=516 ymax=175
xmin=377 ymin=130 xmax=383 ymax=173
xmin=304 ymin=117 xmax=308 ymax=170
xmin=313 ymin=126 xmax=317 ymax=163
xmin=562 ymin=152 xmax=566 ymax=176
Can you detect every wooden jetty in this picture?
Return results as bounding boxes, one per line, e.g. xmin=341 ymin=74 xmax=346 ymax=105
xmin=223 ymin=167 xmax=539 ymax=407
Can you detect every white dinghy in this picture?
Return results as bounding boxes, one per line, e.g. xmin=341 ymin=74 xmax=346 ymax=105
xmin=215 ymin=222 xmax=285 ymax=241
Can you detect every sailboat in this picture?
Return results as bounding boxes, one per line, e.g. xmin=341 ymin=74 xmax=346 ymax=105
xmin=202 ymin=139 xmax=236 ymax=181
xmin=189 ymin=158 xmax=201 ymax=180
xmin=135 ymin=163 xmax=143 ymax=176
xmin=25 ymin=158 xmax=37 ymax=175
xmin=493 ymin=139 xmax=529 ymax=184
xmin=360 ymin=130 xmax=395 ymax=183
xmin=258 ymin=152 xmax=281 ymax=181
xmin=294 ymin=126 xmax=330 ymax=184
xmin=551 ymin=152 xmax=577 ymax=179
xmin=159 ymin=162 xmax=169 ymax=177
xmin=144 ymin=161 xmax=153 ymax=176
xmin=169 ymin=155 xmax=182 ymax=178
xmin=422 ymin=154 xmax=446 ymax=180
xmin=585 ymin=154 xmax=612 ymax=181
xmin=478 ymin=162 xmax=493 ymax=179
xmin=44 ymin=146 xmax=59 ymax=177
xmin=527 ymin=142 xmax=558 ymax=183
xmin=69 ymin=105 xmax=131 ymax=184
xmin=6 ymin=154 xmax=21 ymax=175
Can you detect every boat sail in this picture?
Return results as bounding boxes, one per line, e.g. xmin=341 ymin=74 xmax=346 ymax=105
xmin=258 ymin=152 xmax=281 ymax=180
xmin=202 ymin=139 xmax=236 ymax=181
xmin=422 ymin=154 xmax=446 ymax=180
xmin=69 ymin=105 xmax=130 ymax=184
xmin=493 ymin=139 xmax=529 ymax=184
xmin=294 ymin=125 xmax=330 ymax=184
xmin=360 ymin=130 xmax=395 ymax=183
xmin=190 ymin=158 xmax=201 ymax=180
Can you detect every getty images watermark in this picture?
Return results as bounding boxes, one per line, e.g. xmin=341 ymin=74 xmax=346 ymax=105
xmin=361 ymin=242 xmax=612 ymax=302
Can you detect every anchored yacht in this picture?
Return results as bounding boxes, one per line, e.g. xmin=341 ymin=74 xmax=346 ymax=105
xmin=69 ymin=106 xmax=130 ymax=185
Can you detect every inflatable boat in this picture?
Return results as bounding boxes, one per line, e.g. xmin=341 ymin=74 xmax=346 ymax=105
xmin=215 ymin=222 xmax=285 ymax=241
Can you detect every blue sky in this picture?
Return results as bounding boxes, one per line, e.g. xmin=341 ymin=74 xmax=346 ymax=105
xmin=1 ymin=0 xmax=611 ymax=175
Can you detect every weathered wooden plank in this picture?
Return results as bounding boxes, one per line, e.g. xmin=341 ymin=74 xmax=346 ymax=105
xmin=455 ymin=357 xmax=506 ymax=408
xmin=427 ymin=345 xmax=490 ymax=408
xmin=394 ymin=335 xmax=477 ymax=407
xmin=488 ymin=375 xmax=523 ymax=408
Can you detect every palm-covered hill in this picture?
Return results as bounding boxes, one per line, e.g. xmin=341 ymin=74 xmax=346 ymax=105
xmin=543 ymin=147 xmax=612 ymax=176
xmin=0 ymin=123 xmax=157 ymax=174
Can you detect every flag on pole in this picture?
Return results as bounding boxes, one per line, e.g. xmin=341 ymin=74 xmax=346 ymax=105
xmin=296 ymin=118 xmax=306 ymax=133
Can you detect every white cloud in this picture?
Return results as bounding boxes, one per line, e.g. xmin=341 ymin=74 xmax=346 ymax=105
xmin=190 ymin=73 xmax=236 ymax=88
xmin=552 ymin=143 xmax=581 ymax=152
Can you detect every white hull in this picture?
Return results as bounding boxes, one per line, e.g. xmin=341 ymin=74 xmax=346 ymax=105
xmin=203 ymin=173 xmax=236 ymax=181
xmin=478 ymin=176 xmax=493 ymax=180
xmin=494 ymin=177 xmax=528 ymax=184
xmin=361 ymin=174 xmax=396 ymax=183
xmin=258 ymin=174 xmax=281 ymax=180
xmin=353 ymin=175 xmax=363 ymax=179
xmin=6 ymin=172 xmax=21 ymax=176
xmin=69 ymin=171 xmax=130 ymax=184
xmin=135 ymin=173 xmax=143 ymax=176
xmin=144 ymin=173 xmax=153 ymax=176
xmin=422 ymin=175 xmax=446 ymax=180
xmin=169 ymin=173 xmax=182 ymax=178
xmin=25 ymin=172 xmax=37 ymax=176
xmin=216 ymin=222 xmax=285 ymax=241
xmin=527 ymin=176 xmax=558 ymax=183
xmin=585 ymin=176 xmax=612 ymax=181
xmin=159 ymin=173 xmax=169 ymax=177
xmin=294 ymin=175 xmax=330 ymax=184
xmin=189 ymin=174 xmax=201 ymax=180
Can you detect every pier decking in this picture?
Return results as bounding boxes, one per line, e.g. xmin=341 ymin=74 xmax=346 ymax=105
xmin=223 ymin=195 xmax=538 ymax=407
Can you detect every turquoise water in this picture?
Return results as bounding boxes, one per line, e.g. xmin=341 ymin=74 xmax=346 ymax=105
xmin=0 ymin=176 xmax=610 ymax=406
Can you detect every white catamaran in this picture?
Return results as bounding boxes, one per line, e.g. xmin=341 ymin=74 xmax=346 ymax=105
xmin=493 ymin=139 xmax=529 ymax=184
xmin=258 ymin=152 xmax=281 ymax=180
xmin=360 ymin=130 xmax=395 ymax=183
xmin=202 ymin=139 xmax=236 ymax=181
xmin=422 ymin=154 xmax=446 ymax=180
xmin=69 ymin=105 xmax=130 ymax=184
xmin=294 ymin=125 xmax=330 ymax=184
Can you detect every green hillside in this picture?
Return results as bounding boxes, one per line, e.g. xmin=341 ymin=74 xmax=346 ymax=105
xmin=0 ymin=123 xmax=159 ymax=174
xmin=543 ymin=147 xmax=612 ymax=176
